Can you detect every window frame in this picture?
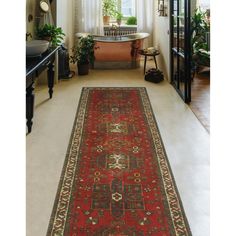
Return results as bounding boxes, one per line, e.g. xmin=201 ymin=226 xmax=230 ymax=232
xmin=117 ymin=0 xmax=136 ymax=19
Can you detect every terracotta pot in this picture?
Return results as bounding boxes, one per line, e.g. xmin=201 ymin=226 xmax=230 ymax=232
xmin=77 ymin=63 xmax=89 ymax=75
xmin=103 ymin=16 xmax=110 ymax=25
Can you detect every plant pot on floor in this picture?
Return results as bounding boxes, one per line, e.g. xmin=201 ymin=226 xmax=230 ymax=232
xmin=77 ymin=63 xmax=89 ymax=75
xmin=70 ymin=35 xmax=96 ymax=76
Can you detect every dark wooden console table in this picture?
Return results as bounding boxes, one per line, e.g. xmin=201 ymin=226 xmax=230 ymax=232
xmin=26 ymin=47 xmax=59 ymax=133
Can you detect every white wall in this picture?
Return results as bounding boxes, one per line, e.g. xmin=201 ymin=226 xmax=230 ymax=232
xmin=26 ymin=0 xmax=37 ymax=38
xmin=153 ymin=0 xmax=170 ymax=81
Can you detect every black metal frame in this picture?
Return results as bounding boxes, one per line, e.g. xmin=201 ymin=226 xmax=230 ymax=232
xmin=170 ymin=0 xmax=191 ymax=103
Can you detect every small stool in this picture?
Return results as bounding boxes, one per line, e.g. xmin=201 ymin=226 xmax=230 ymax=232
xmin=138 ymin=49 xmax=160 ymax=74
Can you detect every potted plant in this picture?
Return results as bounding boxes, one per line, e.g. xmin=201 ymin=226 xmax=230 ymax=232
xmin=191 ymin=8 xmax=210 ymax=72
xmin=116 ymin=11 xmax=123 ymax=25
xmin=126 ymin=16 xmax=137 ymax=25
xmin=70 ymin=35 xmax=96 ymax=75
xmin=36 ymin=24 xmax=65 ymax=47
xmin=102 ymin=0 xmax=117 ymax=25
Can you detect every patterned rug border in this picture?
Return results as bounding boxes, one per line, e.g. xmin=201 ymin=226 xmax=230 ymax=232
xmin=47 ymin=87 xmax=192 ymax=235
xmin=139 ymin=87 xmax=192 ymax=235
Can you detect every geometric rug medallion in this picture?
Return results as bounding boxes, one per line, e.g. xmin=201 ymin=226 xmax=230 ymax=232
xmin=47 ymin=87 xmax=192 ymax=235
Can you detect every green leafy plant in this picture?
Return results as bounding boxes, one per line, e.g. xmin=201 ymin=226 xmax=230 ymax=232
xmin=70 ymin=35 xmax=96 ymax=65
xmin=126 ymin=16 xmax=137 ymax=25
xmin=191 ymin=8 xmax=210 ymax=67
xmin=191 ymin=8 xmax=210 ymax=54
xmin=36 ymin=24 xmax=65 ymax=46
xmin=116 ymin=11 xmax=123 ymax=21
xmin=102 ymin=0 xmax=117 ymax=17
xmin=116 ymin=11 xmax=123 ymax=25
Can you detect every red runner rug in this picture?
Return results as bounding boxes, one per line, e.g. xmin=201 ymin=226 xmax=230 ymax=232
xmin=47 ymin=87 xmax=191 ymax=236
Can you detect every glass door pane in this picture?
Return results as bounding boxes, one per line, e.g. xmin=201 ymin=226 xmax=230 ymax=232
xmin=170 ymin=0 xmax=191 ymax=103
xmin=179 ymin=0 xmax=185 ymax=54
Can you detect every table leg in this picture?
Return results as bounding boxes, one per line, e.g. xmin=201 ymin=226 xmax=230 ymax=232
xmin=47 ymin=62 xmax=54 ymax=99
xmin=26 ymin=83 xmax=34 ymax=133
xmin=153 ymin=56 xmax=158 ymax=69
xmin=144 ymin=56 xmax=147 ymax=74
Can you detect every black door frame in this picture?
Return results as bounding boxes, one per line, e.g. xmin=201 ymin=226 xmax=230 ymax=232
xmin=170 ymin=0 xmax=191 ymax=103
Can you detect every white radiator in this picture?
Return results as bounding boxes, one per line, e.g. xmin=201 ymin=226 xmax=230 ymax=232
xmin=104 ymin=26 xmax=137 ymax=36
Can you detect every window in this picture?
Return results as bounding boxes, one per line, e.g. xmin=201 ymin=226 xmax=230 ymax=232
xmin=198 ymin=0 xmax=210 ymax=10
xmin=102 ymin=0 xmax=136 ymax=25
xmin=120 ymin=0 xmax=136 ymax=17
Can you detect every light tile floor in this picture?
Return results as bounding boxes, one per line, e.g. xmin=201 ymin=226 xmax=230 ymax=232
xmin=26 ymin=65 xmax=209 ymax=236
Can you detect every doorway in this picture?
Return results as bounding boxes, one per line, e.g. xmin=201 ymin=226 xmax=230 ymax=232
xmin=170 ymin=0 xmax=191 ymax=103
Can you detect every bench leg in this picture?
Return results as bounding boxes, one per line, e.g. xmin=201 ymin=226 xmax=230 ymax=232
xmin=144 ymin=56 xmax=147 ymax=74
xmin=153 ymin=56 xmax=158 ymax=69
